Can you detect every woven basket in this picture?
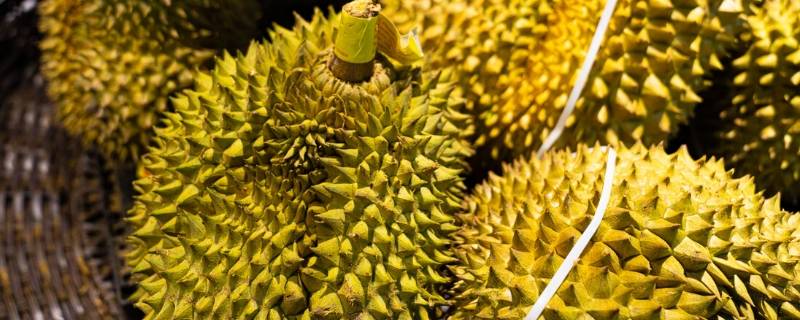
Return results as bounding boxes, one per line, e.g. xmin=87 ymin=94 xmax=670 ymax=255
xmin=0 ymin=78 xmax=133 ymax=319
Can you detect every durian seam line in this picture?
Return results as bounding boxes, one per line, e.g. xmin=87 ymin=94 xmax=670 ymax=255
xmin=524 ymin=147 xmax=617 ymax=319
xmin=536 ymin=0 xmax=620 ymax=158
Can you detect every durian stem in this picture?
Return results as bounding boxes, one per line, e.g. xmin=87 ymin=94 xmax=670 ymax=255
xmin=328 ymin=57 xmax=374 ymax=83
xmin=329 ymin=0 xmax=380 ymax=82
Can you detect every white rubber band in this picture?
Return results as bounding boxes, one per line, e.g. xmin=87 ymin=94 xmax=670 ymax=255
xmin=536 ymin=0 xmax=619 ymax=158
xmin=525 ymin=147 xmax=617 ymax=320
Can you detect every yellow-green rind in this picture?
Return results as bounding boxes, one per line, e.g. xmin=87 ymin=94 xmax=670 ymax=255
xmin=38 ymin=0 xmax=261 ymax=162
xmin=450 ymin=144 xmax=800 ymax=319
xmin=714 ymin=0 xmax=800 ymax=201
xmin=126 ymin=9 xmax=473 ymax=319
xmin=383 ymin=0 xmax=749 ymax=163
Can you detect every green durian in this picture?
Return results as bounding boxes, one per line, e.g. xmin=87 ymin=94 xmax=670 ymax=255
xmin=383 ymin=0 xmax=749 ymax=164
xmin=38 ymin=0 xmax=262 ymax=162
xmin=126 ymin=4 xmax=473 ymax=319
xmin=450 ymin=144 xmax=800 ymax=319
xmin=712 ymin=0 xmax=800 ymax=201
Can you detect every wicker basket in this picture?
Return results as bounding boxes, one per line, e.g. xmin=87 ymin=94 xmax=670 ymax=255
xmin=0 ymin=78 xmax=133 ymax=319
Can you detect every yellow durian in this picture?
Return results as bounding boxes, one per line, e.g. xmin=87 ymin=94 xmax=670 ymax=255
xmin=383 ymin=0 xmax=749 ymax=168
xmin=38 ymin=0 xmax=262 ymax=162
xmin=451 ymin=144 xmax=800 ymax=319
xmin=126 ymin=3 xmax=473 ymax=318
xmin=712 ymin=0 xmax=800 ymax=201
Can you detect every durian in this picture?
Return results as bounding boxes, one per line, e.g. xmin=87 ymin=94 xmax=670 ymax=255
xmin=712 ymin=0 xmax=800 ymax=201
xmin=38 ymin=0 xmax=262 ymax=162
xmin=450 ymin=144 xmax=800 ymax=319
xmin=383 ymin=0 xmax=749 ymax=164
xmin=126 ymin=3 xmax=473 ymax=319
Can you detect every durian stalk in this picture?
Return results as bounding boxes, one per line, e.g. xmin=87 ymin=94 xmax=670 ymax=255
xmin=329 ymin=0 xmax=380 ymax=82
xmin=329 ymin=0 xmax=425 ymax=82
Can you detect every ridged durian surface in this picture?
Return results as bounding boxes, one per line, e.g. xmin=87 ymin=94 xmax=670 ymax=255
xmin=126 ymin=10 xmax=473 ymax=319
xmin=383 ymin=0 xmax=748 ymax=163
xmin=38 ymin=0 xmax=261 ymax=162
xmin=713 ymin=0 xmax=800 ymax=201
xmin=450 ymin=144 xmax=800 ymax=319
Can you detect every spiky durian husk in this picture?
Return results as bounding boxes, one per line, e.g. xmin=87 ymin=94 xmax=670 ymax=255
xmin=713 ymin=0 xmax=800 ymax=201
xmin=383 ymin=0 xmax=747 ymax=163
xmin=38 ymin=0 xmax=261 ymax=162
xmin=125 ymin=10 xmax=473 ymax=319
xmin=450 ymin=144 xmax=800 ymax=319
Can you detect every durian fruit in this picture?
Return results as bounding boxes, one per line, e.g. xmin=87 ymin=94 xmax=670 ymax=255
xmin=450 ymin=144 xmax=800 ymax=319
xmin=38 ymin=0 xmax=262 ymax=162
xmin=383 ymin=0 xmax=749 ymax=164
xmin=712 ymin=0 xmax=800 ymax=201
xmin=125 ymin=3 xmax=473 ymax=319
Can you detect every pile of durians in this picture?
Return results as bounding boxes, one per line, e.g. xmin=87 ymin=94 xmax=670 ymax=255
xmin=7 ymin=0 xmax=800 ymax=318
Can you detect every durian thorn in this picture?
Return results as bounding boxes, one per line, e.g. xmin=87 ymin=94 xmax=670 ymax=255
xmin=330 ymin=0 xmax=381 ymax=82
